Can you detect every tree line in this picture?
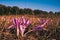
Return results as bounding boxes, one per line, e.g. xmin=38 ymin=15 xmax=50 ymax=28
xmin=0 ymin=4 xmax=60 ymax=16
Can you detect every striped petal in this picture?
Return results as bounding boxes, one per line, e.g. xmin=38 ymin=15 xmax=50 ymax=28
xmin=8 ymin=25 xmax=14 ymax=29
xmin=22 ymin=16 xmax=26 ymax=24
xmin=20 ymin=25 xmax=26 ymax=37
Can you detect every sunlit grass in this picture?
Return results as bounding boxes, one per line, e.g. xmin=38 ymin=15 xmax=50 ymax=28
xmin=0 ymin=15 xmax=60 ymax=40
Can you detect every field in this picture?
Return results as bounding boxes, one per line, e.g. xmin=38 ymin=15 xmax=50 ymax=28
xmin=0 ymin=15 xmax=60 ymax=40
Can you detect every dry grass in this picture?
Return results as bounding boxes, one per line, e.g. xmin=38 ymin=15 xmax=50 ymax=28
xmin=0 ymin=15 xmax=60 ymax=40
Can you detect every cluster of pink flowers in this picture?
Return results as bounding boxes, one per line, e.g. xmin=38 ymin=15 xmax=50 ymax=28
xmin=8 ymin=16 xmax=49 ymax=37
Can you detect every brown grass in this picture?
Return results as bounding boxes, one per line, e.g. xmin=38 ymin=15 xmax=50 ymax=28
xmin=0 ymin=15 xmax=60 ymax=40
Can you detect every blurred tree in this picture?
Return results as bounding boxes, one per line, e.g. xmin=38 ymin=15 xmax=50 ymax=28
xmin=19 ymin=9 xmax=24 ymax=15
xmin=0 ymin=4 xmax=6 ymax=15
xmin=49 ymin=11 xmax=54 ymax=15
xmin=48 ymin=11 xmax=54 ymax=18
xmin=24 ymin=8 xmax=33 ymax=15
xmin=6 ymin=6 xmax=12 ymax=15
xmin=33 ymin=10 xmax=41 ymax=15
xmin=10 ymin=6 xmax=19 ymax=15
xmin=0 ymin=4 xmax=59 ymax=16
xmin=55 ymin=12 xmax=60 ymax=16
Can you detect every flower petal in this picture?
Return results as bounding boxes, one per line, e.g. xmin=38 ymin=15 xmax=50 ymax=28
xmin=17 ymin=26 xmax=19 ymax=36
xmin=40 ymin=20 xmax=49 ymax=27
xmin=20 ymin=25 xmax=25 ymax=37
xmin=25 ymin=19 xmax=30 ymax=26
xmin=13 ymin=18 xmax=16 ymax=25
xmin=22 ymin=16 xmax=26 ymax=24
xmin=8 ymin=25 xmax=14 ymax=29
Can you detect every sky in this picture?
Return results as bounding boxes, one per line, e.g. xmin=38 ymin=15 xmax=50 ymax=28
xmin=0 ymin=0 xmax=60 ymax=12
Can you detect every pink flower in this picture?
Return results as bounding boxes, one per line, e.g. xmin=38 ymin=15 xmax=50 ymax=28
xmin=8 ymin=16 xmax=30 ymax=37
xmin=24 ymin=18 xmax=49 ymax=36
xmin=33 ymin=18 xmax=49 ymax=31
xmin=20 ymin=16 xmax=30 ymax=37
xmin=8 ymin=18 xmax=20 ymax=36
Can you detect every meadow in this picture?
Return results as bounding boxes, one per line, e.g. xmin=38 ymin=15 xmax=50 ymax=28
xmin=0 ymin=15 xmax=60 ymax=40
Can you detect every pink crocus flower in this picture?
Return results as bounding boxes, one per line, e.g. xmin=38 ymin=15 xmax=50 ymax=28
xmin=33 ymin=18 xmax=49 ymax=31
xmin=19 ymin=16 xmax=30 ymax=37
xmin=8 ymin=18 xmax=20 ymax=36
xmin=24 ymin=18 xmax=49 ymax=36
xmin=8 ymin=16 xmax=30 ymax=37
